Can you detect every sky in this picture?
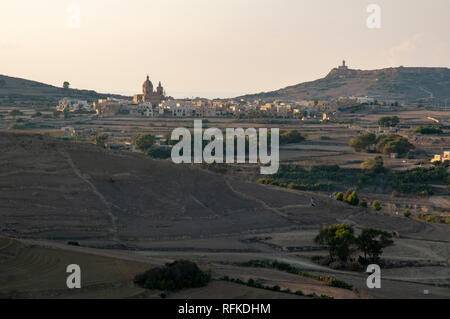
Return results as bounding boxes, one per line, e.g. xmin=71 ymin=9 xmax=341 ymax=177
xmin=1 ymin=0 xmax=449 ymax=98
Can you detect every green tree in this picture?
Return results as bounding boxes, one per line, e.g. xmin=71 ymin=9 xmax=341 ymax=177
xmin=335 ymin=192 xmax=344 ymax=201
xmin=375 ymin=135 xmax=414 ymax=155
xmin=377 ymin=116 xmax=399 ymax=127
xmin=357 ymin=228 xmax=394 ymax=263
xmin=349 ymin=132 xmax=376 ymax=152
xmin=403 ymin=209 xmax=412 ymax=218
xmin=63 ymin=81 xmax=70 ymax=89
xmin=360 ymin=198 xmax=368 ymax=207
xmin=346 ymin=191 xmax=359 ymax=206
xmin=134 ymin=134 xmax=155 ymax=152
xmin=372 ymin=200 xmax=382 ymax=211
xmin=361 ymin=156 xmax=384 ymax=173
xmin=314 ymin=224 xmax=356 ymax=262
xmin=94 ymin=134 xmax=108 ymax=146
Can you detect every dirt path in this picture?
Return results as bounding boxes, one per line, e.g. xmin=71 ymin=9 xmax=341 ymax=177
xmin=59 ymin=148 xmax=120 ymax=243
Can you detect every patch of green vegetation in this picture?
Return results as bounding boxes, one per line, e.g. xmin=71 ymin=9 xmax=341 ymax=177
xmin=133 ymin=134 xmax=155 ymax=152
xmin=147 ymin=147 xmax=171 ymax=159
xmin=377 ymin=116 xmax=399 ymax=127
xmin=414 ymin=126 xmax=443 ymax=135
xmin=315 ymin=224 xmax=394 ymax=265
xmin=418 ymin=214 xmax=450 ymax=225
xmin=220 ymin=275 xmax=333 ymax=299
xmin=134 ymin=260 xmax=210 ymax=291
xmin=372 ymin=200 xmax=382 ymax=211
xmin=350 ymin=133 xmax=414 ymax=156
xmin=391 ymin=167 xmax=447 ymax=195
xmin=94 ymin=134 xmax=108 ymax=146
xmin=238 ymin=259 xmax=354 ymax=291
xmin=258 ymin=164 xmax=447 ymax=197
xmin=279 ymin=130 xmax=305 ymax=144
xmin=8 ymin=121 xmax=52 ymax=130
xmin=333 ymin=189 xmax=360 ymax=206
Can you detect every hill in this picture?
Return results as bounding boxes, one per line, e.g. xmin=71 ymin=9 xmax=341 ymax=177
xmin=0 ymin=74 xmax=130 ymax=107
xmin=239 ymin=65 xmax=450 ymax=104
xmin=1 ymin=131 xmax=449 ymax=249
xmin=1 ymin=132 xmax=450 ymax=299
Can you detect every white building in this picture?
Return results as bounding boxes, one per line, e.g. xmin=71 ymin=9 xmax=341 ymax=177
xmin=131 ymin=102 xmax=163 ymax=117
xmin=161 ymin=100 xmax=196 ymax=117
xmin=57 ymin=98 xmax=93 ymax=112
xmin=354 ymin=96 xmax=376 ymax=104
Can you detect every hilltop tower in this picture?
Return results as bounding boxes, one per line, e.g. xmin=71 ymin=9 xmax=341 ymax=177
xmin=339 ymin=60 xmax=348 ymax=70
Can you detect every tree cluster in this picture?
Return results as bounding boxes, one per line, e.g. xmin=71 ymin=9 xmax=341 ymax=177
xmin=314 ymin=224 xmax=394 ymax=264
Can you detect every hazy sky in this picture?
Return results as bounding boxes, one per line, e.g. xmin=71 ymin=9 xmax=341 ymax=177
xmin=1 ymin=0 xmax=449 ymax=98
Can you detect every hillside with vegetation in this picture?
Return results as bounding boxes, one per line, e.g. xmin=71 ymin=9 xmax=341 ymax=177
xmin=0 ymin=74 xmax=130 ymax=107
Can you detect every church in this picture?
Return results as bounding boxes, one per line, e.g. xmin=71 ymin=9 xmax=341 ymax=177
xmin=133 ymin=75 xmax=165 ymax=105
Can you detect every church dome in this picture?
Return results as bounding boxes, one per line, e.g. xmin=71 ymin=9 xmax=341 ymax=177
xmin=143 ymin=75 xmax=153 ymax=90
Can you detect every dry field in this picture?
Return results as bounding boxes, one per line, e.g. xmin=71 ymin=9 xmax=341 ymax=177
xmin=0 ymin=129 xmax=449 ymax=299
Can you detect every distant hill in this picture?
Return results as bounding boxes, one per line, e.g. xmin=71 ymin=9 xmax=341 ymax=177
xmin=239 ymin=66 xmax=450 ymax=104
xmin=0 ymin=74 xmax=130 ymax=107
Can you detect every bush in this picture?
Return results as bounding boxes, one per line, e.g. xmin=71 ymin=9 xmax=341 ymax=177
xmin=361 ymin=156 xmax=384 ymax=173
xmin=134 ymin=260 xmax=210 ymax=291
xmin=403 ymin=209 xmax=412 ymax=218
xmin=350 ymin=132 xmax=376 ymax=152
xmin=280 ymin=130 xmax=305 ymax=144
xmin=372 ymin=200 xmax=382 ymax=211
xmin=414 ymin=126 xmax=443 ymax=135
xmin=335 ymin=192 xmax=344 ymax=201
xmin=360 ymin=198 xmax=368 ymax=207
xmin=134 ymin=134 xmax=155 ymax=152
xmin=377 ymin=116 xmax=399 ymax=127
xmin=345 ymin=191 xmax=359 ymax=206
xmin=147 ymin=147 xmax=171 ymax=159
xmin=94 ymin=134 xmax=108 ymax=146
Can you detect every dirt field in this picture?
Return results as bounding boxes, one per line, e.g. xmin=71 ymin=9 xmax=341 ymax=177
xmin=0 ymin=130 xmax=449 ymax=299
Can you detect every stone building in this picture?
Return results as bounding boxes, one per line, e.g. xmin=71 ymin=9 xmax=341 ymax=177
xmin=133 ymin=75 xmax=165 ymax=105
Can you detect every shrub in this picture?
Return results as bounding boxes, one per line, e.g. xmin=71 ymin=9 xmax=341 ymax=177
xmin=372 ymin=200 xmax=382 ymax=211
xmin=377 ymin=116 xmax=399 ymax=127
xmin=360 ymin=198 xmax=368 ymax=207
xmin=414 ymin=126 xmax=443 ymax=135
xmin=280 ymin=130 xmax=305 ymax=144
xmin=134 ymin=260 xmax=210 ymax=291
xmin=361 ymin=156 xmax=384 ymax=173
xmin=345 ymin=191 xmax=359 ymax=206
xmin=147 ymin=147 xmax=171 ymax=159
xmin=403 ymin=209 xmax=412 ymax=218
xmin=350 ymin=132 xmax=376 ymax=152
xmin=94 ymin=134 xmax=108 ymax=146
xmin=335 ymin=192 xmax=344 ymax=201
xmin=134 ymin=134 xmax=155 ymax=152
